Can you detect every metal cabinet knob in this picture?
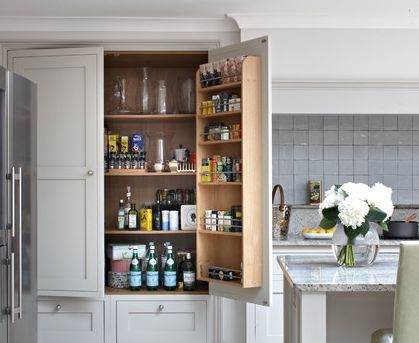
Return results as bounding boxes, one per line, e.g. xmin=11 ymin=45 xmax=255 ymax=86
xmin=87 ymin=170 xmax=94 ymax=176
xmin=56 ymin=304 xmax=62 ymax=311
xmin=158 ymin=304 xmax=164 ymax=311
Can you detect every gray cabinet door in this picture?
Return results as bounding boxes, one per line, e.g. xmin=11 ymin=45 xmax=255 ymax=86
xmin=8 ymin=47 xmax=104 ymax=297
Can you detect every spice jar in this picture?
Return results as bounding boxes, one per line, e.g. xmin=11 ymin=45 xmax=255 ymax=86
xmin=221 ymin=126 xmax=230 ymax=140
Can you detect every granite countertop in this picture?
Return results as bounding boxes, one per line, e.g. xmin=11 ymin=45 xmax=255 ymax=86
xmin=273 ymin=234 xmax=405 ymax=247
xmin=278 ymin=255 xmax=398 ymax=292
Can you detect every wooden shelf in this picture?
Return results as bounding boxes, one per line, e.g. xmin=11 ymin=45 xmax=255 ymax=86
xmin=198 ymin=139 xmax=242 ymax=146
xmin=198 ymin=182 xmax=242 ymax=187
xmin=105 ymin=285 xmax=209 ymax=295
xmin=105 ymin=170 xmax=196 ymax=177
xmin=198 ymin=276 xmax=242 ymax=288
xmin=105 ymin=113 xmax=196 ymax=123
xmin=105 ymin=229 xmax=196 ymax=235
xmin=198 ymin=230 xmax=242 ymax=237
xmin=197 ymin=110 xmax=241 ymax=120
xmin=197 ymin=81 xmax=241 ymax=93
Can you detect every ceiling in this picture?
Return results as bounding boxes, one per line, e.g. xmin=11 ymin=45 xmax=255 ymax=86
xmin=0 ymin=0 xmax=418 ymax=19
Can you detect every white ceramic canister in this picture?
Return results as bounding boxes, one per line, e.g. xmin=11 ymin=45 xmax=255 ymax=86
xmin=169 ymin=210 xmax=179 ymax=230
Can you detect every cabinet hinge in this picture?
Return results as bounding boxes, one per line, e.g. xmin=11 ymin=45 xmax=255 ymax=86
xmin=5 ymin=173 xmax=11 ymax=180
xmin=4 ymin=307 xmax=11 ymax=316
xmin=3 ymin=258 xmax=11 ymax=266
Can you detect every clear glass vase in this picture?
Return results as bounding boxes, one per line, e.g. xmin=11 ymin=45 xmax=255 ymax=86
xmin=332 ymin=224 xmax=380 ymax=267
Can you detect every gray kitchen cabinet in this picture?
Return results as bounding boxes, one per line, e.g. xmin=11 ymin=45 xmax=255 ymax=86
xmin=38 ymin=299 xmax=104 ymax=343
xmin=8 ymin=47 xmax=104 ymax=297
xmin=108 ymin=294 xmax=211 ymax=343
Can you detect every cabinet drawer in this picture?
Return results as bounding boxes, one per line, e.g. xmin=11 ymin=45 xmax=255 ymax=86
xmin=38 ymin=299 xmax=104 ymax=343
xmin=116 ymin=300 xmax=207 ymax=343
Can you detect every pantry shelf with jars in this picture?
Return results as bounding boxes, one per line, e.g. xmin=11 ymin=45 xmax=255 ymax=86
xmin=105 ymin=229 xmax=196 ymax=235
xmin=105 ymin=170 xmax=196 ymax=177
xmin=105 ymin=113 xmax=196 ymax=123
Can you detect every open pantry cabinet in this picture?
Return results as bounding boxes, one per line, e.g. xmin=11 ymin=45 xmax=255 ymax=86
xmin=104 ymin=36 xmax=272 ymax=306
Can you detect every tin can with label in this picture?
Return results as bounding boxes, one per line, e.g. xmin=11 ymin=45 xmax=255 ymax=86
xmin=140 ymin=207 xmax=153 ymax=231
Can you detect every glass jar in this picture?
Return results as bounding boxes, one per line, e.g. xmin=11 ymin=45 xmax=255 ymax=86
xmin=156 ymin=80 xmax=167 ymax=114
xmin=332 ymin=224 xmax=380 ymax=267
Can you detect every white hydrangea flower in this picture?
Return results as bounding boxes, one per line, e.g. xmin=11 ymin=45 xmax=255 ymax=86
xmin=367 ymin=183 xmax=394 ymax=220
xmin=337 ymin=196 xmax=370 ymax=229
xmin=319 ymin=185 xmax=345 ymax=214
xmin=340 ymin=182 xmax=371 ymax=201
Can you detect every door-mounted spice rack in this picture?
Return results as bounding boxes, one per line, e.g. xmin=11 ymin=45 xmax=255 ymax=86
xmin=196 ymin=55 xmax=263 ymax=288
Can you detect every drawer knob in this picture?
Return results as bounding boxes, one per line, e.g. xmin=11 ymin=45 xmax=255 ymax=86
xmin=87 ymin=170 xmax=94 ymax=176
xmin=56 ymin=304 xmax=62 ymax=311
xmin=158 ymin=304 xmax=164 ymax=311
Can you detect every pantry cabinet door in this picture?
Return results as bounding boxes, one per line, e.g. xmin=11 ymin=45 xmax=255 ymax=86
xmin=8 ymin=47 xmax=104 ymax=297
xmin=207 ymin=36 xmax=272 ymax=306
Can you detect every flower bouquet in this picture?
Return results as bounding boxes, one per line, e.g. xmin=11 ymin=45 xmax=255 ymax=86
xmin=319 ymin=182 xmax=394 ymax=266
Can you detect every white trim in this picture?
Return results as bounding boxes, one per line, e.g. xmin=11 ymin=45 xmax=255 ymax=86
xmin=0 ymin=16 xmax=238 ymax=34
xmin=272 ymin=79 xmax=419 ymax=114
xmin=228 ymin=12 xmax=419 ymax=29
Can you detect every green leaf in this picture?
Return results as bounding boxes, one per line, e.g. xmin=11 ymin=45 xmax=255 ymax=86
xmin=378 ymin=221 xmax=388 ymax=231
xmin=322 ymin=206 xmax=339 ymax=221
xmin=365 ymin=206 xmax=387 ymax=223
xmin=343 ymin=221 xmax=370 ymax=241
xmin=358 ymin=221 xmax=370 ymax=236
xmin=319 ymin=218 xmax=336 ymax=229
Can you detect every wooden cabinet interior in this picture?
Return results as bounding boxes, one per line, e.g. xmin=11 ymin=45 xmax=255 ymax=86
xmin=104 ymin=51 xmax=207 ymax=294
xmin=103 ymin=51 xmax=263 ymax=292
xmin=196 ymin=56 xmax=263 ymax=289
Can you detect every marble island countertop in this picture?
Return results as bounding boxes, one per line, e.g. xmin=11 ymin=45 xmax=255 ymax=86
xmin=273 ymin=234 xmax=408 ymax=247
xmin=278 ymin=255 xmax=398 ymax=292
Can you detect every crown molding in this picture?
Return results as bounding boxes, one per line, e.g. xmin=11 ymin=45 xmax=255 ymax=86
xmin=228 ymin=12 xmax=419 ymax=29
xmin=0 ymin=16 xmax=239 ymax=34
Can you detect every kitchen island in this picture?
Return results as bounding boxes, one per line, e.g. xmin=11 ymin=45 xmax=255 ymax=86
xmin=278 ymin=255 xmax=398 ymax=343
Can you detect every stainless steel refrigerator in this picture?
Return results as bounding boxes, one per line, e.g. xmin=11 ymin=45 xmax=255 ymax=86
xmin=0 ymin=66 xmax=37 ymax=343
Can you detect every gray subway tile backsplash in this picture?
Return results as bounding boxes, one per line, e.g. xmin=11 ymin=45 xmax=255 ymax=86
xmin=273 ymin=114 xmax=419 ymax=205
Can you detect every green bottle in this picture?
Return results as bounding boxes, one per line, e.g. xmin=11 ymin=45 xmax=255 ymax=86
xmin=117 ymin=199 xmax=125 ymax=230
xmin=182 ymin=253 xmax=196 ymax=291
xmin=129 ymin=246 xmax=142 ymax=291
xmin=163 ymin=245 xmax=177 ymax=291
xmin=146 ymin=246 xmax=159 ymax=291
xmin=128 ymin=203 xmax=138 ymax=230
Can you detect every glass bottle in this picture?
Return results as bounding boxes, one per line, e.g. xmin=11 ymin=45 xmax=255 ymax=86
xmin=117 ymin=199 xmax=125 ymax=230
xmin=182 ymin=253 xmax=196 ymax=291
xmin=164 ymin=245 xmax=177 ymax=291
xmin=156 ymin=80 xmax=167 ymax=114
xmin=160 ymin=241 xmax=171 ymax=285
xmin=136 ymin=67 xmax=152 ymax=114
xmin=129 ymin=247 xmax=142 ymax=291
xmin=146 ymin=246 xmax=159 ymax=291
xmin=128 ymin=203 xmax=139 ymax=230
xmin=153 ymin=199 xmax=162 ymax=230
xmin=124 ymin=186 xmax=132 ymax=229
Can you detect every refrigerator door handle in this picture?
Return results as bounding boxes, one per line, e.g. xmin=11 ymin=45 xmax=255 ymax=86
xmin=17 ymin=167 xmax=22 ymax=319
xmin=10 ymin=166 xmax=15 ymax=238
xmin=10 ymin=252 xmax=15 ymax=323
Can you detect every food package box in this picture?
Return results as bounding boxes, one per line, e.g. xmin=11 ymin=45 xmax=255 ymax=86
xmin=132 ymin=134 xmax=144 ymax=153
xmin=108 ymin=271 xmax=129 ymax=289
xmin=110 ymin=259 xmax=131 ymax=273
xmin=108 ymin=134 xmax=120 ymax=153
xmin=121 ymin=136 xmax=129 ymax=154
xmin=180 ymin=205 xmax=197 ymax=230
xmin=106 ymin=244 xmax=146 ymax=260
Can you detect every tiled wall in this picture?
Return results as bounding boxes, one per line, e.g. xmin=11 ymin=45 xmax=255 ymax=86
xmin=272 ymin=115 xmax=419 ymax=205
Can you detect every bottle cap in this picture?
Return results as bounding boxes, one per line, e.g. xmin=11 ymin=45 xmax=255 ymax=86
xmin=167 ymin=245 xmax=173 ymax=250
xmin=131 ymin=246 xmax=138 ymax=250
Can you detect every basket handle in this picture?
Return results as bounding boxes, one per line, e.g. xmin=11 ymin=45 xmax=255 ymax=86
xmin=272 ymin=184 xmax=285 ymax=211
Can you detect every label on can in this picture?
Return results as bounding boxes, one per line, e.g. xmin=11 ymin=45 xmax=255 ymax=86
xmin=129 ymin=271 xmax=142 ymax=287
xmin=164 ymin=271 xmax=177 ymax=287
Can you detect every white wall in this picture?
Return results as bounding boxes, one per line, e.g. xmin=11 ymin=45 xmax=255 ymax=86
xmin=241 ymin=28 xmax=419 ymax=114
